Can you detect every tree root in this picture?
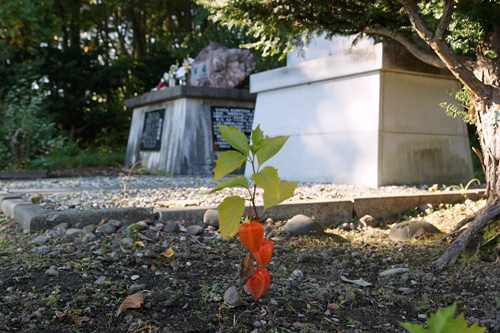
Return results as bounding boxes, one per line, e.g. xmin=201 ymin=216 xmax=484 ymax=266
xmin=434 ymin=200 xmax=500 ymax=269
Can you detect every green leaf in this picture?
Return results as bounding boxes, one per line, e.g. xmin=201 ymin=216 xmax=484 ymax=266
xmin=428 ymin=303 xmax=456 ymax=333
xmin=213 ymin=150 xmax=246 ymax=181
xmin=218 ymin=124 xmax=250 ymax=155
xmin=210 ymin=176 xmax=249 ymax=193
xmin=255 ymin=135 xmax=289 ymax=165
xmin=252 ymin=166 xmax=280 ymax=197
xmin=218 ymin=196 xmax=246 ymax=240
xmin=263 ymin=190 xmax=281 ymax=210
xmin=399 ymin=322 xmax=428 ymax=333
xmin=279 ymin=181 xmax=298 ymax=201
xmin=442 ymin=313 xmax=486 ymax=333
xmin=262 ymin=181 xmax=298 ymax=210
xmin=252 ymin=125 xmax=264 ymax=144
xmin=400 ymin=303 xmax=486 ymax=333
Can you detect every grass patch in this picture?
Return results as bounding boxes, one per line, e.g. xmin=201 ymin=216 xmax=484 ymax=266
xmin=49 ymin=149 xmax=125 ymax=169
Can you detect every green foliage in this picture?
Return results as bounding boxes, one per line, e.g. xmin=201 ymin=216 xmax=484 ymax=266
xmin=201 ymin=0 xmax=497 ymax=62
xmin=0 ymin=83 xmax=64 ymax=170
xmin=211 ymin=125 xmax=297 ymax=240
xmin=49 ymin=149 xmax=126 ymax=170
xmin=400 ymin=303 xmax=485 ymax=333
xmin=217 ymin=196 xmax=246 ymax=240
xmin=0 ymin=0 xmax=283 ymax=171
xmin=440 ymin=87 xmax=475 ymax=124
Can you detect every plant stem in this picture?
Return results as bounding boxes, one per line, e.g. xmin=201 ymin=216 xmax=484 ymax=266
xmin=249 ymin=156 xmax=259 ymax=220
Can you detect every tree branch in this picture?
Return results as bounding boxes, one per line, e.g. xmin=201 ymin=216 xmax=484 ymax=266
xmin=399 ymin=0 xmax=490 ymax=100
xmin=363 ymin=26 xmax=446 ymax=68
xmin=435 ymin=0 xmax=454 ymax=40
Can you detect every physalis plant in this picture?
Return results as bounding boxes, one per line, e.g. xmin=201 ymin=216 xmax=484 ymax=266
xmin=210 ymin=125 xmax=297 ymax=299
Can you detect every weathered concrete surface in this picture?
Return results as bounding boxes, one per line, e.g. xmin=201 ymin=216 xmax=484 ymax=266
xmin=1 ymin=189 xmax=485 ymax=233
xmin=353 ymin=190 xmax=484 ymax=219
xmin=124 ymin=87 xmax=256 ymax=175
xmin=125 ymin=86 xmax=256 ymax=110
xmin=155 ymin=199 xmax=354 ymax=227
xmin=1 ymin=198 xmax=33 ymax=218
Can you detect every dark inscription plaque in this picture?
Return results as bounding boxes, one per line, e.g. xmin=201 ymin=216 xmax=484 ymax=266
xmin=140 ymin=109 xmax=165 ymax=151
xmin=211 ymin=106 xmax=254 ymax=150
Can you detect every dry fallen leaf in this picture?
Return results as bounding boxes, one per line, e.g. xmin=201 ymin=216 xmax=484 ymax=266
xmin=133 ymin=241 xmax=145 ymax=248
xmin=116 ymin=292 xmax=144 ymax=317
xmin=97 ymin=218 xmax=108 ymax=226
xmin=161 ymin=248 xmax=175 ymax=258
xmin=238 ymin=251 xmax=254 ymax=287
xmin=327 ymin=303 xmax=340 ymax=310
xmin=53 ymin=312 xmax=91 ymax=324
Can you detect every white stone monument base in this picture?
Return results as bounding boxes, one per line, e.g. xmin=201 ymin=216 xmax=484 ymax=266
xmin=125 ymin=86 xmax=255 ymax=175
xmin=248 ymin=43 xmax=473 ymax=186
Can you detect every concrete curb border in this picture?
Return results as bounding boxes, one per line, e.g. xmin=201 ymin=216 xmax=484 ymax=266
xmin=0 ymin=189 xmax=485 ymax=232
xmin=157 ymin=190 xmax=485 ymax=228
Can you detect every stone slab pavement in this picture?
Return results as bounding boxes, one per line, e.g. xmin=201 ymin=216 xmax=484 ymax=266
xmin=0 ymin=189 xmax=485 ymax=233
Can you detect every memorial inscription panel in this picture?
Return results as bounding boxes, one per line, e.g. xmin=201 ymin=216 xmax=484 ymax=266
xmin=140 ymin=109 xmax=165 ymax=151
xmin=211 ymin=106 xmax=254 ymax=150
xmin=191 ymin=61 xmax=209 ymax=81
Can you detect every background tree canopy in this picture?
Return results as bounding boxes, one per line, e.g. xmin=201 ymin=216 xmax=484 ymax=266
xmin=0 ymin=0 xmax=282 ymax=171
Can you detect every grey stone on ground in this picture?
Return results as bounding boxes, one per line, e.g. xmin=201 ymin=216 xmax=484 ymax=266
xmin=389 ymin=220 xmax=441 ymax=241
xmin=224 ymin=286 xmax=245 ymax=307
xmin=357 ymin=215 xmax=379 ymax=228
xmin=418 ymin=203 xmax=434 ymax=211
xmin=83 ymin=224 xmax=97 ymax=233
xmin=53 ymin=222 xmax=70 ymax=230
xmin=186 ymin=225 xmax=204 ymax=236
xmin=142 ymin=230 xmax=159 ymax=241
xmin=203 ymin=209 xmax=219 ymax=227
xmin=33 ymin=246 xmax=50 ymax=254
xmin=121 ymin=237 xmax=134 ymax=247
xmin=96 ymin=223 xmax=117 ymax=235
xmin=163 ymin=221 xmax=180 ymax=233
xmin=45 ymin=266 xmax=59 ymax=276
xmin=65 ymin=228 xmax=85 ymax=237
xmin=282 ymin=214 xmax=324 ymax=235
xmin=135 ymin=221 xmax=149 ymax=231
xmin=108 ymin=219 xmax=122 ymax=228
xmin=30 ymin=235 xmax=47 ymax=245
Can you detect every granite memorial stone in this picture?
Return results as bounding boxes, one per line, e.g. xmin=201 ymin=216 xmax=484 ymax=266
xmin=189 ymin=42 xmax=255 ymax=88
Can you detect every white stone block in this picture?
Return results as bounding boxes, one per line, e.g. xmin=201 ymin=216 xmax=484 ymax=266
xmin=247 ymin=43 xmax=473 ymax=186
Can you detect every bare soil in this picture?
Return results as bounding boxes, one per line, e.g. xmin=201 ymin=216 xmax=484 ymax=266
xmin=0 ymin=171 xmax=499 ymax=333
xmin=1 ymin=207 xmax=500 ymax=332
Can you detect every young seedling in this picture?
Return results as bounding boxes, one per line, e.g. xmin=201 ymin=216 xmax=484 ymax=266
xmin=210 ymin=124 xmax=297 ymax=299
xmin=400 ymin=303 xmax=485 ymax=333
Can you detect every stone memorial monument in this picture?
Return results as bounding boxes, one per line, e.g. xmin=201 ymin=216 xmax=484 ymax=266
xmin=189 ymin=42 xmax=255 ymax=88
xmin=124 ymin=44 xmax=256 ymax=175
xmin=247 ymin=34 xmax=473 ymax=186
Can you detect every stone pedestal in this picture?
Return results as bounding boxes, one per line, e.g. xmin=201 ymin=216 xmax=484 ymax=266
xmin=248 ymin=42 xmax=473 ymax=186
xmin=125 ymin=86 xmax=256 ymax=174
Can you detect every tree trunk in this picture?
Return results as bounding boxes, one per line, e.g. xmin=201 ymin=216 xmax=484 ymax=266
xmin=435 ymin=57 xmax=500 ymax=267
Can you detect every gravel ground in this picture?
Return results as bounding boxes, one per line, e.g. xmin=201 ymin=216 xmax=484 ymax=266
xmin=2 ymin=175 xmax=437 ymax=211
xmin=1 ymin=175 xmax=498 ymax=333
